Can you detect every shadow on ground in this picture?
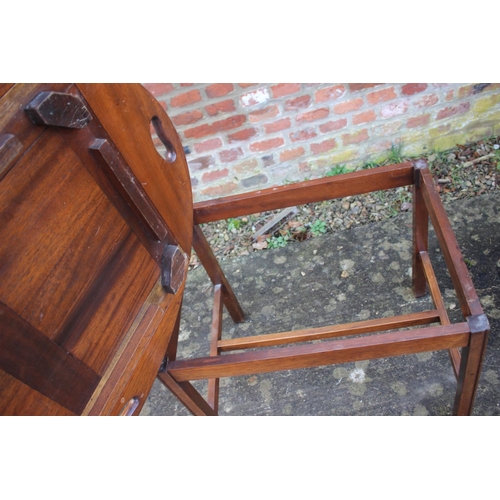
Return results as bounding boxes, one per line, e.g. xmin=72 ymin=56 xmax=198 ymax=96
xmin=142 ymin=192 xmax=500 ymax=416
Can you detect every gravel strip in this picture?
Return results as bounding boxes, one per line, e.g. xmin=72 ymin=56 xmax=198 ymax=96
xmin=191 ymin=136 xmax=500 ymax=268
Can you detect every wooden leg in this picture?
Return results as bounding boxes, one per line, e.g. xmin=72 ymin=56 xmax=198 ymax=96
xmin=165 ymin=298 xmax=182 ymax=362
xmin=207 ymin=284 xmax=223 ymax=413
xmin=453 ymin=314 xmax=490 ymax=415
xmin=157 ymin=371 xmax=216 ymax=416
xmin=412 ymin=160 xmax=429 ymax=298
xmin=192 ymin=224 xmax=245 ymax=323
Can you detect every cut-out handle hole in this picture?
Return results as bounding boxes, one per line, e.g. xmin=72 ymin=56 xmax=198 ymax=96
xmin=151 ymin=116 xmax=177 ymax=163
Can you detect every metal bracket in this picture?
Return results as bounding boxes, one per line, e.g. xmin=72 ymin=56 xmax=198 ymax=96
xmin=413 ymin=159 xmax=428 ymax=188
xmin=161 ymin=245 xmax=187 ymax=295
xmin=467 ymin=313 xmax=490 ymax=334
xmin=24 ymin=91 xmax=92 ymax=129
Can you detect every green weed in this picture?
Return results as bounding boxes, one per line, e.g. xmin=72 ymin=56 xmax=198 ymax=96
xmin=227 ymin=218 xmax=241 ymax=231
xmin=387 ymin=142 xmax=405 ymax=164
xmin=267 ymin=234 xmax=289 ymax=248
xmin=325 ymin=165 xmax=349 ymax=177
xmin=310 ymin=220 xmax=327 ymax=237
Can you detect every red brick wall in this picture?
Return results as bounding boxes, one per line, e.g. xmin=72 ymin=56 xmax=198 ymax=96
xmin=143 ymin=83 xmax=500 ymax=202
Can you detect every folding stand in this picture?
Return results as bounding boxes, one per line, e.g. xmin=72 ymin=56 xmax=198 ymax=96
xmin=158 ymin=160 xmax=490 ymax=416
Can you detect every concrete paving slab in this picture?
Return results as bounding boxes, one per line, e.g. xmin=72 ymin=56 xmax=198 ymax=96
xmin=142 ymin=192 xmax=500 ymax=416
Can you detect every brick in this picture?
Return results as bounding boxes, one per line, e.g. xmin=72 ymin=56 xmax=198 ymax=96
xmin=143 ymin=83 xmax=175 ymax=96
xmin=206 ymin=83 xmax=234 ymax=98
xmin=353 ymin=110 xmax=376 ymax=125
xmin=280 ymin=147 xmax=305 ymax=162
xmin=249 ymin=105 xmax=280 ymax=123
xmin=227 ymin=127 xmax=257 ymax=142
xmin=240 ymin=88 xmax=270 ymax=107
xmin=262 ymin=155 xmax=275 ymax=167
xmin=205 ymin=99 xmax=236 ymax=116
xmin=201 ymin=182 xmax=238 ymax=198
xmin=184 ymin=115 xmax=246 ymax=138
xmin=333 ymin=98 xmax=364 ymax=114
xmin=290 ymin=128 xmax=317 ymax=142
xmin=249 ymin=137 xmax=285 ymax=152
xmin=296 ymin=107 xmax=329 ymax=122
xmin=367 ymin=87 xmax=396 ymax=105
xmin=458 ymin=85 xmax=475 ymax=99
xmin=285 ymin=95 xmax=311 ymax=111
xmin=180 ymin=83 xmax=193 ymax=87
xmin=311 ymin=139 xmax=337 ymax=154
xmin=238 ymin=83 xmax=257 ymax=88
xmin=401 ymin=83 xmax=428 ymax=95
xmin=319 ymin=118 xmax=347 ymax=133
xmin=407 ymin=114 xmax=430 ymax=128
xmin=234 ymin=158 xmax=258 ymax=173
xmin=380 ymin=100 xmax=409 ymax=117
xmin=264 ymin=118 xmax=291 ymax=134
xmin=349 ymin=83 xmax=383 ymax=92
xmin=342 ymin=129 xmax=369 ymax=146
xmin=202 ymin=168 xmax=229 ymax=183
xmin=219 ymin=148 xmax=243 ymax=162
xmin=299 ymin=161 xmax=312 ymax=173
xmin=415 ymin=94 xmax=439 ymax=108
xmin=271 ymin=83 xmax=301 ymax=98
xmin=436 ymin=101 xmax=471 ymax=120
xmin=194 ymin=138 xmax=223 ymax=154
xmin=188 ymin=155 xmax=215 ymax=171
xmin=315 ymin=85 xmax=346 ymax=103
xmin=473 ymin=93 xmax=500 ymax=114
xmin=171 ymin=110 xmax=204 ymax=126
xmin=241 ymin=174 xmax=268 ymax=188
xmin=171 ymin=89 xmax=202 ymax=107
xmin=445 ymin=90 xmax=454 ymax=101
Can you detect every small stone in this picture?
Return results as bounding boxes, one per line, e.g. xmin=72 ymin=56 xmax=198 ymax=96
xmin=341 ymin=270 xmax=349 ymax=278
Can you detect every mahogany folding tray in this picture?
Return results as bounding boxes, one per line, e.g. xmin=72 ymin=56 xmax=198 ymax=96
xmin=0 ymin=83 xmax=192 ymax=415
xmin=0 ymin=84 xmax=490 ymax=416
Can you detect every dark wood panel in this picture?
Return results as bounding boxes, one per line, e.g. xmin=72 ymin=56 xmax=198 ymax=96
xmin=193 ymin=162 xmax=414 ymax=224
xmin=68 ymin=231 xmax=160 ymax=375
xmin=0 ymin=131 xmax=108 ymax=316
xmin=0 ymin=302 xmax=100 ymax=414
xmin=0 ymin=369 xmax=75 ymax=416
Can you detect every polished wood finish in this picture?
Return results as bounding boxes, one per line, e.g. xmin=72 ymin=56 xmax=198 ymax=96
xmin=218 ymin=310 xmax=441 ymax=352
xmin=0 ymin=84 xmax=192 ymax=415
xmin=168 ymin=323 xmax=470 ymax=382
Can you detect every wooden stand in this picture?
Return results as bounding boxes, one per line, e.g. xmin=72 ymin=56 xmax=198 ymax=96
xmin=159 ymin=161 xmax=490 ymax=417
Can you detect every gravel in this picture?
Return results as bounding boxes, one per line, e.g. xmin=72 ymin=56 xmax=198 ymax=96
xmin=191 ymin=135 xmax=500 ymax=268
